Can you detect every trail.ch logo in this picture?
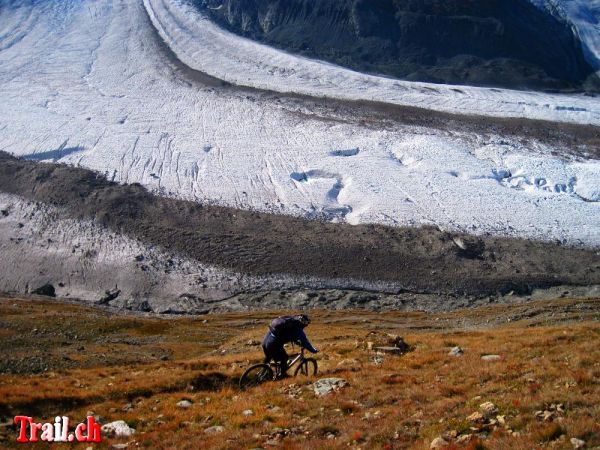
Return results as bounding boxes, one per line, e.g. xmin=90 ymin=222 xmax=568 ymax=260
xmin=14 ymin=416 xmax=101 ymax=443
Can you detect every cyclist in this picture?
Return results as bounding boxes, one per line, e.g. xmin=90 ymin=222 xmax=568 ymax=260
xmin=262 ymin=314 xmax=318 ymax=378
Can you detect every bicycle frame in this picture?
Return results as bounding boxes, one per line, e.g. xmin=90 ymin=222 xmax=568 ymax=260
xmin=270 ymin=346 xmax=306 ymax=375
xmin=286 ymin=347 xmax=306 ymax=370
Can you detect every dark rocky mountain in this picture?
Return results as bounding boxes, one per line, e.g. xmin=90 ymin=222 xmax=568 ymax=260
xmin=196 ymin=0 xmax=600 ymax=92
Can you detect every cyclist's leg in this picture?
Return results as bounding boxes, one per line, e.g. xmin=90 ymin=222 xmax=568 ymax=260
xmin=273 ymin=346 xmax=288 ymax=377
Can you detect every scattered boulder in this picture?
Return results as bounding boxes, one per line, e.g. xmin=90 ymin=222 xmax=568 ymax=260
xmin=177 ymin=400 xmax=193 ymax=409
xmin=31 ymin=284 xmax=56 ymax=297
xmin=365 ymin=332 xmax=413 ymax=357
xmin=98 ymin=289 xmax=121 ymax=305
xmin=467 ymin=411 xmax=485 ymax=423
xmin=456 ymin=434 xmax=474 ymax=444
xmin=313 ymin=378 xmax=348 ymax=396
xmin=374 ymin=346 xmax=405 ymax=354
xmin=430 ymin=436 xmax=449 ymax=449
xmin=481 ymin=354 xmax=502 ymax=361
xmin=242 ymin=409 xmax=254 ymax=416
xmin=101 ymin=420 xmax=135 ymax=438
xmin=204 ymin=425 xmax=225 ymax=435
xmin=371 ymin=355 xmax=384 ymax=365
xmin=571 ymin=438 xmax=585 ymax=449
xmin=480 ymin=402 xmax=498 ymax=418
xmin=535 ymin=403 xmax=564 ymax=422
xmin=246 ymin=339 xmax=261 ymax=346
xmin=448 ymin=346 xmax=464 ymax=356
xmin=111 ymin=445 xmax=128 ymax=450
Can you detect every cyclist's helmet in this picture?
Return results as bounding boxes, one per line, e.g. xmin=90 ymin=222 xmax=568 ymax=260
xmin=297 ymin=314 xmax=311 ymax=326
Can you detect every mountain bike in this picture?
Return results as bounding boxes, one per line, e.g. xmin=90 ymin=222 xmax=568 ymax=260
xmin=239 ymin=345 xmax=318 ymax=390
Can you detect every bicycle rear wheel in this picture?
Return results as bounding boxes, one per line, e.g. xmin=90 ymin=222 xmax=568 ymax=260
xmin=239 ymin=364 xmax=274 ymax=390
xmin=294 ymin=358 xmax=318 ymax=377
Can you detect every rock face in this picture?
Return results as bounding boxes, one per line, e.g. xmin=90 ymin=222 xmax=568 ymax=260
xmin=199 ymin=0 xmax=599 ymax=91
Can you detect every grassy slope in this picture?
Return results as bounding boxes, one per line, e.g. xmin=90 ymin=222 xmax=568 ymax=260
xmin=0 ymin=295 xmax=599 ymax=449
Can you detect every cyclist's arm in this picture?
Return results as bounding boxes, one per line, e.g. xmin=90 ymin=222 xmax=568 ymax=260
xmin=295 ymin=329 xmax=318 ymax=353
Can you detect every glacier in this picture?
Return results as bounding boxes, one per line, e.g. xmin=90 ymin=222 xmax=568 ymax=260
xmin=0 ymin=0 xmax=598 ymax=248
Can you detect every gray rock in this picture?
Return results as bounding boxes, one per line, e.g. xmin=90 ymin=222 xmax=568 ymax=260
xmin=313 ymin=378 xmax=348 ymax=396
xmin=449 ymin=346 xmax=464 ymax=356
xmin=481 ymin=354 xmax=502 ymax=361
xmin=242 ymin=409 xmax=254 ymax=416
xmin=177 ymin=400 xmax=193 ymax=409
xmin=98 ymin=289 xmax=121 ymax=305
xmin=430 ymin=436 xmax=449 ymax=449
xmin=101 ymin=420 xmax=135 ymax=438
xmin=374 ymin=346 xmax=405 ymax=354
xmin=204 ymin=425 xmax=225 ymax=435
xmin=570 ymin=438 xmax=585 ymax=449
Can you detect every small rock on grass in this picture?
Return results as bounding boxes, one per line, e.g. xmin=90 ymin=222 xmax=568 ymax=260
xmin=242 ymin=409 xmax=254 ymax=416
xmin=481 ymin=354 xmax=501 ymax=361
xmin=480 ymin=402 xmax=498 ymax=418
xmin=430 ymin=436 xmax=449 ymax=449
xmin=467 ymin=412 xmax=485 ymax=423
xmin=177 ymin=400 xmax=193 ymax=409
xmin=101 ymin=420 xmax=135 ymax=438
xmin=204 ymin=425 xmax=225 ymax=435
xmin=313 ymin=378 xmax=348 ymax=396
xmin=449 ymin=346 xmax=464 ymax=356
xmin=570 ymin=438 xmax=585 ymax=449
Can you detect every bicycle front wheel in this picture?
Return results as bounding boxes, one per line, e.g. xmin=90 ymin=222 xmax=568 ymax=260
xmin=239 ymin=364 xmax=274 ymax=390
xmin=294 ymin=358 xmax=318 ymax=377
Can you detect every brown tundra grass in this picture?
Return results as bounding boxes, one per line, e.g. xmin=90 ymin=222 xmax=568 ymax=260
xmin=0 ymin=295 xmax=598 ymax=449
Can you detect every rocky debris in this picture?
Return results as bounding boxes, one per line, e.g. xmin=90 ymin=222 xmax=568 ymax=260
xmin=430 ymin=436 xmax=449 ymax=449
xmin=176 ymin=399 xmax=193 ymax=409
xmin=246 ymin=339 xmax=261 ymax=346
xmin=467 ymin=411 xmax=485 ymax=423
xmin=111 ymin=445 xmax=128 ymax=450
xmin=479 ymin=401 xmax=498 ymax=418
xmin=242 ymin=409 xmax=254 ymax=416
xmin=313 ymin=378 xmax=348 ymax=396
xmin=374 ymin=346 xmax=407 ymax=354
xmin=464 ymin=401 xmax=510 ymax=435
xmin=371 ymin=355 xmax=385 ymax=365
xmin=121 ymin=403 xmax=133 ymax=412
xmin=535 ymin=403 xmax=565 ymax=422
xmin=365 ymin=332 xmax=412 ymax=354
xmin=481 ymin=354 xmax=502 ymax=361
xmin=280 ymin=383 xmax=303 ymax=399
xmin=101 ymin=420 xmax=135 ymax=438
xmin=98 ymin=289 xmax=121 ymax=305
xmin=31 ymin=283 xmax=56 ymax=297
xmin=204 ymin=425 xmax=225 ymax=435
xmin=571 ymin=438 xmax=586 ymax=449
xmin=452 ymin=236 xmax=485 ymax=259
xmin=262 ymin=426 xmax=305 ymax=445
xmin=456 ymin=434 xmax=474 ymax=444
xmin=448 ymin=346 xmax=464 ymax=356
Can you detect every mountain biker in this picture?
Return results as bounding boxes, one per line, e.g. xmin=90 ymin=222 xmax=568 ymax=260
xmin=262 ymin=314 xmax=318 ymax=378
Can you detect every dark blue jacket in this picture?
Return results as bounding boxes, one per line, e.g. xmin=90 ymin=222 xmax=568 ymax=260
xmin=267 ymin=327 xmax=317 ymax=353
